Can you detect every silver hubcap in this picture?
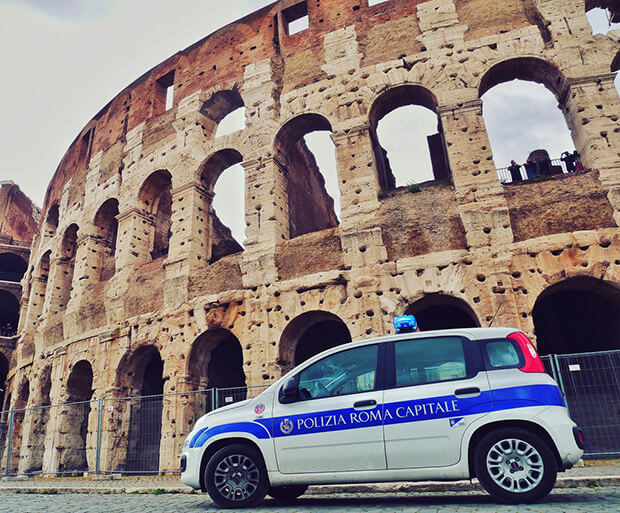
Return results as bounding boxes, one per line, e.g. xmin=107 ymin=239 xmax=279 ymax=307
xmin=486 ymin=438 xmax=544 ymax=493
xmin=214 ymin=454 xmax=260 ymax=502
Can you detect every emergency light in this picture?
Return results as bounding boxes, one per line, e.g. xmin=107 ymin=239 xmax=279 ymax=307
xmin=394 ymin=315 xmax=418 ymax=333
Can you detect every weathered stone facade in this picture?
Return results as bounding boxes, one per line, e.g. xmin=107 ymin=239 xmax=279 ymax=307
xmin=3 ymin=0 xmax=620 ymax=475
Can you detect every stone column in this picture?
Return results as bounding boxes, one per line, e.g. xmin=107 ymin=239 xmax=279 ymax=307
xmin=162 ymin=183 xmax=212 ymax=307
xmin=332 ymin=125 xmax=387 ymax=269
xmin=439 ymin=100 xmax=514 ymax=248
xmin=114 ymin=208 xmax=155 ymax=270
xmin=240 ymin=157 xmax=289 ymax=287
xmin=561 ymin=73 xmax=620 ymax=224
xmin=40 ymin=257 xmax=74 ymax=320
xmin=23 ymin=277 xmax=48 ymax=330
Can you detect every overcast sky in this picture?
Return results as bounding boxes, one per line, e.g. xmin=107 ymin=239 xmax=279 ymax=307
xmin=0 ymin=2 xmax=618 ymax=245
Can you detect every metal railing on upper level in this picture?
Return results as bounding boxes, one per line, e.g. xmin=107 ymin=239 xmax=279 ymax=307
xmin=496 ymin=158 xmax=585 ymax=184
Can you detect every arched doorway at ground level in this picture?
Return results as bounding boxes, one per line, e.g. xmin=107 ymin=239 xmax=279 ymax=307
xmin=405 ymin=294 xmax=480 ymax=331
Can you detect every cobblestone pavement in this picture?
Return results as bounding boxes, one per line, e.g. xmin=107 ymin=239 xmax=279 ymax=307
xmin=1 ymin=487 xmax=619 ymax=513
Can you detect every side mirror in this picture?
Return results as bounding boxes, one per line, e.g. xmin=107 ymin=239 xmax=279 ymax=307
xmin=279 ymin=377 xmax=298 ymax=404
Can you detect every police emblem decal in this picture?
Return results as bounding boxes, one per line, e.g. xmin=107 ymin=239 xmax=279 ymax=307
xmin=280 ymin=418 xmax=294 ymax=434
xmin=254 ymin=403 xmax=265 ymax=415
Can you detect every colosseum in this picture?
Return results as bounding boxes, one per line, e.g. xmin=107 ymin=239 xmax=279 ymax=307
xmin=1 ymin=0 xmax=620 ymax=475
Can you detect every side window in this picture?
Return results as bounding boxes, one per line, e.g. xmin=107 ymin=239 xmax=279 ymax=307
xmin=394 ymin=336 xmax=468 ymax=387
xmin=483 ymin=339 xmax=523 ymax=369
xmin=297 ymin=344 xmax=378 ymax=400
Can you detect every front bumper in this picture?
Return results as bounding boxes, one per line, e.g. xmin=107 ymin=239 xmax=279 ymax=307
xmin=180 ymin=448 xmax=203 ymax=490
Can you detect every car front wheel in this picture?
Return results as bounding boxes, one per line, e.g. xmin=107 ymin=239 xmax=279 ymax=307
xmin=474 ymin=427 xmax=557 ymax=504
xmin=205 ymin=444 xmax=268 ymax=508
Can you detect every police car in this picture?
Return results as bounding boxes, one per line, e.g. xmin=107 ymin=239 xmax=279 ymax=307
xmin=180 ymin=326 xmax=584 ymax=508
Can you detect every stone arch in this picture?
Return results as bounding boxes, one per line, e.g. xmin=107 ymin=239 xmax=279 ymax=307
xmin=43 ymin=204 xmax=59 ymax=240
xmin=57 ymin=223 xmax=79 ymax=309
xmin=138 ymin=170 xmax=173 ymax=260
xmin=117 ymin=345 xmax=164 ymax=472
xmin=200 ymin=88 xmax=246 ymax=137
xmin=0 ymin=290 xmax=20 ymax=335
xmin=533 ymin=276 xmax=620 ymax=355
xmin=58 ymin=360 xmax=93 ymax=473
xmin=368 ymin=84 xmax=450 ymax=190
xmin=0 ymin=253 xmax=27 ymax=282
xmin=188 ymin=328 xmax=247 ymax=410
xmin=279 ymin=311 xmax=352 ymax=371
xmin=93 ymin=198 xmax=119 ymax=281
xmin=274 ymin=113 xmax=339 ymax=239
xmin=404 ymin=293 xmax=480 ymax=331
xmin=200 ymin=149 xmax=245 ymax=260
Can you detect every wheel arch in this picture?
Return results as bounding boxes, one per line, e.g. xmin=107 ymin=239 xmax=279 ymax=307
xmin=199 ymin=437 xmax=267 ymax=491
xmin=466 ymin=420 xmax=562 ymax=478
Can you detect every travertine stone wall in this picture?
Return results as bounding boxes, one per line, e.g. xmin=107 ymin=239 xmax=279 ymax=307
xmin=4 ymin=0 xmax=620 ymax=474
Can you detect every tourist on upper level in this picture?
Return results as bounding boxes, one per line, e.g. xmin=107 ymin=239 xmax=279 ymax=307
xmin=561 ymin=151 xmax=576 ymax=173
xmin=573 ymin=150 xmax=584 ymax=172
xmin=508 ymin=160 xmax=523 ymax=182
xmin=524 ymin=159 xmax=537 ymax=179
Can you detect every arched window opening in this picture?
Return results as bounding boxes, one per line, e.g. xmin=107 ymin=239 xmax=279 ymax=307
xmin=43 ymin=204 xmax=59 ymax=239
xmin=123 ymin=347 xmax=164 ymax=472
xmin=0 ymin=253 xmax=27 ymax=282
xmin=58 ymin=224 xmax=79 ymax=309
xmin=94 ymin=198 xmax=119 ymax=281
xmin=533 ymin=277 xmax=620 ymax=356
xmin=201 ymin=150 xmax=245 ymax=262
xmin=200 ymin=89 xmax=245 ymax=138
xmin=369 ymin=85 xmax=450 ymax=191
xmin=405 ymin=294 xmax=480 ymax=331
xmin=139 ymin=170 xmax=172 ymax=261
xmin=586 ymin=4 xmax=620 ymax=35
xmin=0 ymin=353 xmax=8 ymax=412
xmin=59 ymin=360 xmax=93 ymax=473
xmin=0 ymin=290 xmax=19 ymax=337
xmin=479 ymin=58 xmax=577 ymax=183
xmin=279 ymin=311 xmax=352 ymax=371
xmin=189 ymin=328 xmax=246 ymax=410
xmin=274 ymin=114 xmax=339 ymax=239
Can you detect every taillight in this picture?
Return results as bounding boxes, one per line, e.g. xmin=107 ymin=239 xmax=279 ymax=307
xmin=508 ymin=331 xmax=545 ymax=373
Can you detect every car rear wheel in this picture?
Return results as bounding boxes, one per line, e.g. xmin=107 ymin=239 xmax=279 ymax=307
xmin=268 ymin=484 xmax=308 ymax=502
xmin=205 ymin=444 xmax=268 ymax=508
xmin=474 ymin=427 xmax=557 ymax=504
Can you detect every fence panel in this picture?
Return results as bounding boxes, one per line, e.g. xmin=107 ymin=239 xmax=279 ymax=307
xmin=554 ymin=351 xmax=620 ymax=458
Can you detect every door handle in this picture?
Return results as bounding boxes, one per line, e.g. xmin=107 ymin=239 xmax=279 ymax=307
xmin=455 ymin=387 xmax=480 ymax=396
xmin=353 ymin=399 xmax=377 ymax=408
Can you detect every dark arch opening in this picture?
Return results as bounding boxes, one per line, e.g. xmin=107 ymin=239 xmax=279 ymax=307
xmin=405 ymin=294 xmax=480 ymax=331
xmin=201 ymin=88 xmax=245 ymax=137
xmin=59 ymin=360 xmax=93 ymax=473
xmin=139 ymin=170 xmax=173 ymax=261
xmin=44 ymin=204 xmax=59 ymax=238
xmin=279 ymin=311 xmax=352 ymax=369
xmin=533 ymin=277 xmax=620 ymax=355
xmin=369 ymin=85 xmax=450 ymax=191
xmin=123 ymin=347 xmax=164 ymax=472
xmin=94 ymin=198 xmax=119 ymax=281
xmin=0 ymin=253 xmax=27 ymax=282
xmin=274 ymin=114 xmax=339 ymax=239
xmin=201 ymin=149 xmax=245 ymax=261
xmin=0 ymin=290 xmax=19 ymax=336
xmin=189 ymin=329 xmax=246 ymax=409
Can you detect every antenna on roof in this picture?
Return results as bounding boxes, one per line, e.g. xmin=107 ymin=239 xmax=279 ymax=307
xmin=488 ymin=297 xmax=504 ymax=327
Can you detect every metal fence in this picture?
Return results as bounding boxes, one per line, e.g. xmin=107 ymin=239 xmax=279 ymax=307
xmin=497 ymin=158 xmax=574 ymax=183
xmin=1 ymin=350 xmax=619 ymax=476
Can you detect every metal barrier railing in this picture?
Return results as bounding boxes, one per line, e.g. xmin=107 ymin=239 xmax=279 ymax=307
xmin=1 ymin=350 xmax=619 ymax=476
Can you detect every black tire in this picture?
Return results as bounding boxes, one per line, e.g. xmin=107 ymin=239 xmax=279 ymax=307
xmin=474 ymin=427 xmax=557 ymax=504
xmin=204 ymin=444 xmax=269 ymax=508
xmin=268 ymin=484 xmax=308 ymax=502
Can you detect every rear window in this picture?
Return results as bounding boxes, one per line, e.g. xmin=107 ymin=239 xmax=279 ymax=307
xmin=482 ymin=339 xmax=524 ymax=369
xmin=394 ymin=336 xmax=470 ymax=387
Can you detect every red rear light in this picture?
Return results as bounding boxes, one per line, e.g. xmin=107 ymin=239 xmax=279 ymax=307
xmin=508 ymin=331 xmax=545 ymax=373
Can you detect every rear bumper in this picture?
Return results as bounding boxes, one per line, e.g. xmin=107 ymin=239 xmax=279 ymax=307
xmin=535 ymin=407 xmax=584 ymax=469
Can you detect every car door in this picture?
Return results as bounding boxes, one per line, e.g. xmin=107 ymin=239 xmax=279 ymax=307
xmin=382 ymin=335 xmax=492 ymax=469
xmin=269 ymin=343 xmax=387 ymax=474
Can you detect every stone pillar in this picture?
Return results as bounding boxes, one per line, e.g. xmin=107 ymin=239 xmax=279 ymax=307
xmin=332 ymin=125 xmax=388 ymax=269
xmin=41 ymin=257 xmax=74 ymax=320
xmin=561 ymin=73 xmax=620 ymax=224
xmin=66 ymin=234 xmax=101 ymax=307
xmin=439 ymin=100 xmax=514 ymax=248
xmin=162 ymin=183 xmax=212 ymax=308
xmin=241 ymin=157 xmax=289 ymax=287
xmin=114 ymin=208 xmax=155 ymax=270
xmin=23 ymin=277 xmax=48 ymax=330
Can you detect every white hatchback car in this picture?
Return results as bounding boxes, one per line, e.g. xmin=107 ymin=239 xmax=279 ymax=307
xmin=181 ymin=327 xmax=584 ymax=508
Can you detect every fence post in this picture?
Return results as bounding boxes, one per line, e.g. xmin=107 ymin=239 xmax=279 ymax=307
xmin=95 ymin=398 xmax=104 ymax=475
xmin=5 ymin=409 xmax=14 ymax=477
xmin=213 ymin=388 xmax=218 ymax=410
xmin=548 ymin=355 xmax=560 ymax=385
xmin=552 ymin=354 xmax=570 ymax=415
